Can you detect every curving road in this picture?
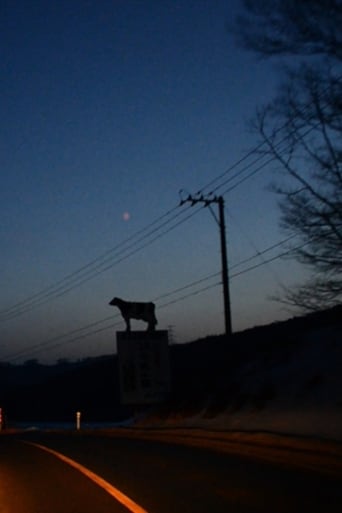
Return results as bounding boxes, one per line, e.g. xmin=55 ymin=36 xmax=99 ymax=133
xmin=1 ymin=430 xmax=341 ymax=513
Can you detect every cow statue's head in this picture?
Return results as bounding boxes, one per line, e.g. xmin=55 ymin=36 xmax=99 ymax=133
xmin=109 ymin=297 xmax=120 ymax=307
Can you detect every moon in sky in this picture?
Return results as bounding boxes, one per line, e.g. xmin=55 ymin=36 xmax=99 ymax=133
xmin=122 ymin=211 xmax=130 ymax=221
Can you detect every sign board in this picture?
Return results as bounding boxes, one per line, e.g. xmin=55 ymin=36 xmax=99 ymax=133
xmin=117 ymin=330 xmax=170 ymax=405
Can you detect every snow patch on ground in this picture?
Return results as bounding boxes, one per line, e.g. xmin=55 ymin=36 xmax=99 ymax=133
xmin=143 ymin=326 xmax=342 ymax=440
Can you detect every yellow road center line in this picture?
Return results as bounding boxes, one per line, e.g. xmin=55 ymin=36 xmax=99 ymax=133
xmin=24 ymin=441 xmax=149 ymax=513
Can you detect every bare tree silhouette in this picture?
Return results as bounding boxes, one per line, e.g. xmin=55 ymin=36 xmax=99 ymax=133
xmin=235 ymin=0 xmax=342 ymax=311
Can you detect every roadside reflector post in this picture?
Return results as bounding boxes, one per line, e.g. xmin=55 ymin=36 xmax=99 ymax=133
xmin=76 ymin=411 xmax=81 ymax=431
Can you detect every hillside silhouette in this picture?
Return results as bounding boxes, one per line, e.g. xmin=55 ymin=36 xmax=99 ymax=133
xmin=1 ymin=305 xmax=341 ymax=437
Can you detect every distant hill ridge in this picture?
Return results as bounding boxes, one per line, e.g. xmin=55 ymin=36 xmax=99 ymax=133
xmin=1 ymin=304 xmax=341 ymax=434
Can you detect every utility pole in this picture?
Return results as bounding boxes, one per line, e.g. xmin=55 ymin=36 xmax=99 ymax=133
xmin=180 ymin=193 xmax=232 ymax=337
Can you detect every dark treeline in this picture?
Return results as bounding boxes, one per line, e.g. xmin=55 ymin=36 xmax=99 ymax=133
xmin=1 ymin=305 xmax=341 ymax=424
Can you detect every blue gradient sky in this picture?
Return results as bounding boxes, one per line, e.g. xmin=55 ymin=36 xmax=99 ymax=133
xmin=1 ymin=0 xmax=304 ymax=363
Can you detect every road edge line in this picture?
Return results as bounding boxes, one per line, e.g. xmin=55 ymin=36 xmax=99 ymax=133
xmin=22 ymin=441 xmax=149 ymax=513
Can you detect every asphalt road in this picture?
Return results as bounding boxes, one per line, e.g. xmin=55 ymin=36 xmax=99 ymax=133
xmin=0 ymin=431 xmax=341 ymax=513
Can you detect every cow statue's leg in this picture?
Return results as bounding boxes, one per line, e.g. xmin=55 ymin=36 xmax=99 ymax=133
xmin=147 ymin=320 xmax=156 ymax=331
xmin=124 ymin=317 xmax=131 ymax=331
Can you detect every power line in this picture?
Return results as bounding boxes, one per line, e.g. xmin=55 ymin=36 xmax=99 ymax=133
xmin=6 ymin=320 xmax=123 ymax=364
xmin=153 ymin=271 xmax=221 ymax=302
xmin=3 ymin=273 xmax=222 ymax=363
xmin=0 ymin=116 xmax=295 ymax=321
xmin=3 ymin=75 xmax=335 ymax=324
xmin=0 ymin=205 xmax=179 ymax=317
xmin=227 ymin=208 xmax=293 ymax=289
xmin=1 ymin=315 xmax=118 ymax=363
xmin=202 ymin=120 xmax=320 ymax=198
xmin=159 ymin=281 xmax=221 ymax=309
xmin=2 ymin=235 xmax=299 ymax=363
xmin=0 ymin=116 xmax=310 ymax=321
xmin=230 ymin=235 xmax=296 ymax=271
xmin=196 ymin=140 xmax=268 ymax=195
xmin=196 ymin=73 xmax=342 ymax=198
xmin=0 ymin=204 xmax=203 ymax=322
xmin=230 ymin=241 xmax=308 ymax=279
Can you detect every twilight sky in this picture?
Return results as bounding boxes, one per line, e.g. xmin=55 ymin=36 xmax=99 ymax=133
xmin=1 ymin=0 xmax=305 ymax=363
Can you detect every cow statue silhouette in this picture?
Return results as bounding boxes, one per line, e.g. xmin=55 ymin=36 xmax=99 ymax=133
xmin=109 ymin=297 xmax=158 ymax=332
